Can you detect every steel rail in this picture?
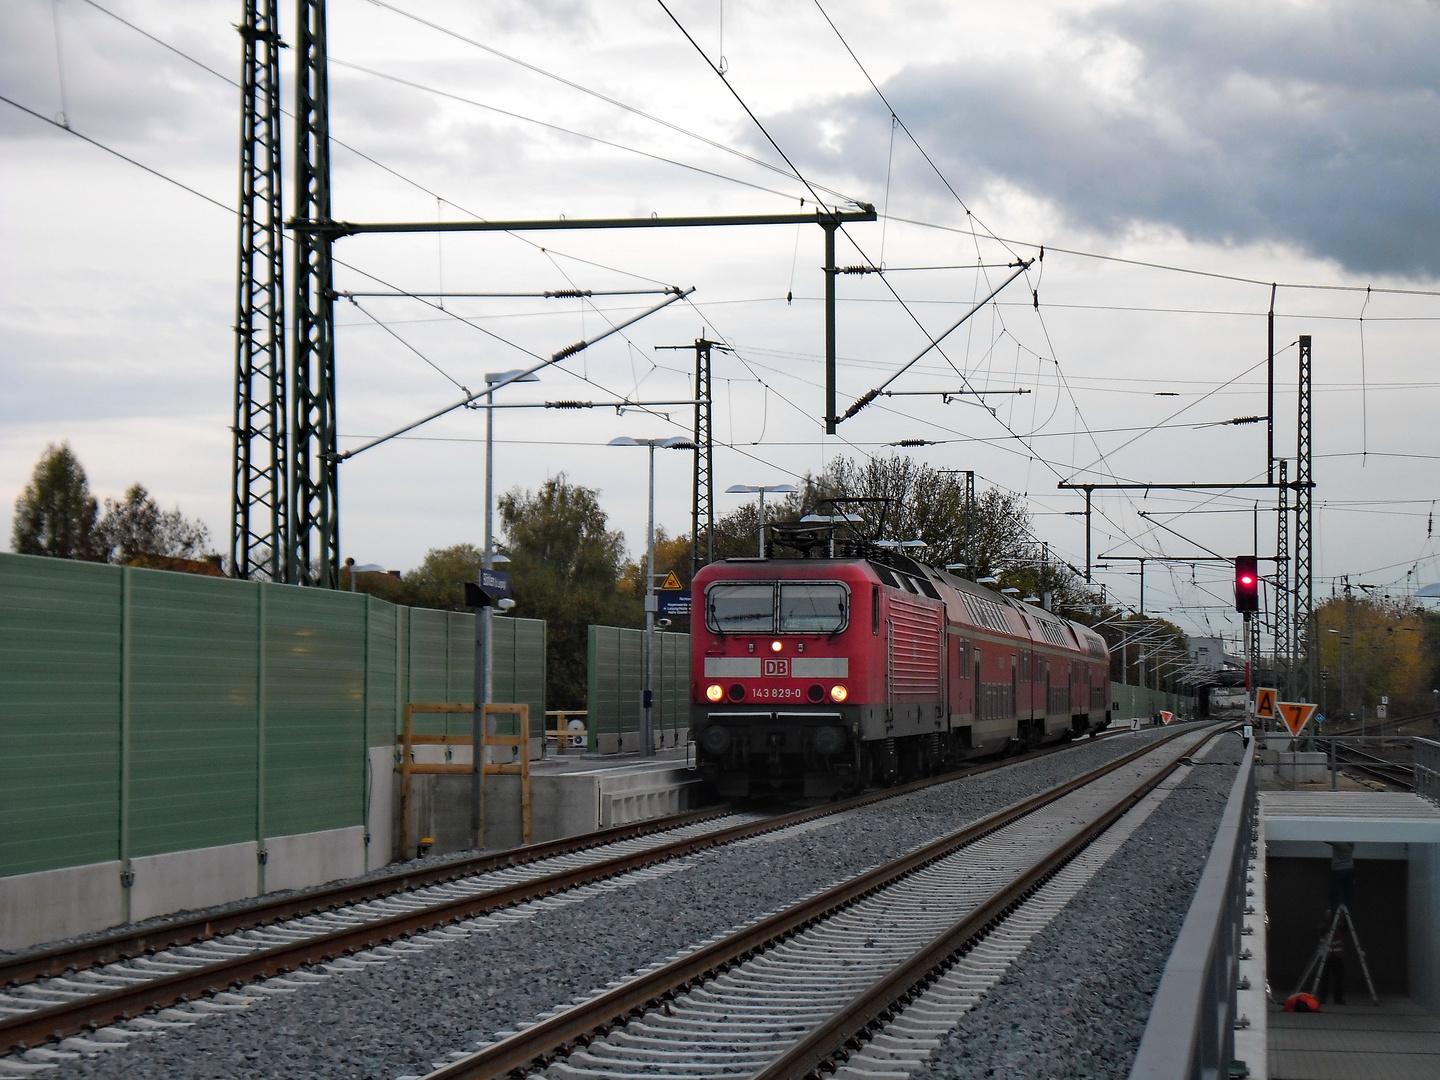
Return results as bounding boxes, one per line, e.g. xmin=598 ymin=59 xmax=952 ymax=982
xmin=757 ymin=727 xmax=1229 ymax=1079
xmin=0 ymin=730 xmax=1141 ymax=1053
xmin=0 ymin=729 xmax=1124 ymax=993
xmin=1334 ymin=745 xmax=1414 ymax=790
xmin=417 ymin=725 xmax=1214 ymax=1080
xmin=0 ymin=804 xmax=730 ymax=990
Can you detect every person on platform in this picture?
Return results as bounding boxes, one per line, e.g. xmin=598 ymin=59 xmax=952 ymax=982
xmin=1329 ymin=841 xmax=1356 ymax=914
xmin=1317 ymin=909 xmax=1346 ymax=1005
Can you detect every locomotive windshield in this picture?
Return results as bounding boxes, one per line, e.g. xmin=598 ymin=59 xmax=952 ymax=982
xmin=706 ymin=581 xmax=849 ymax=633
xmin=708 ymin=583 xmax=774 ymax=632
xmin=778 ymin=584 xmax=847 ymax=632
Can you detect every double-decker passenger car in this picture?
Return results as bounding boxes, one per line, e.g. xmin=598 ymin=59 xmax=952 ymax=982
xmin=690 ymin=543 xmax=1110 ymax=797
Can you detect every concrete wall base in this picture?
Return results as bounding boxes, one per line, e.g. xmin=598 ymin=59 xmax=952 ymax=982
xmin=367 ymin=745 xmax=396 ymax=870
xmin=130 ymin=841 xmax=259 ymax=923
xmin=264 ymin=826 xmax=366 ymax=893
xmin=0 ymin=860 xmax=124 ymax=952
xmin=1 ymin=823 xmax=371 ymax=953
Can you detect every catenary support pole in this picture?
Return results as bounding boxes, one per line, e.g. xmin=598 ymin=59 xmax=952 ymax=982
xmin=289 ymin=0 xmax=338 ymax=586
xmin=644 ymin=442 xmax=657 ymax=757
xmin=824 ymin=222 xmax=838 ymax=434
xmin=1295 ymin=335 xmax=1314 ymax=702
xmin=232 ymin=0 xmax=287 ymax=582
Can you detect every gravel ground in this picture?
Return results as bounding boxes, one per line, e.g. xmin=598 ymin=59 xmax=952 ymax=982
xmin=912 ymin=732 xmax=1245 ymax=1080
xmin=61 ymin=725 xmax=1201 ymax=1080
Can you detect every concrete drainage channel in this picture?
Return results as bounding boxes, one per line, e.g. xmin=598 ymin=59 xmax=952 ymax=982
xmin=403 ymin=726 xmax=1221 ymax=1080
xmin=0 ymin=730 xmax=1150 ymax=1075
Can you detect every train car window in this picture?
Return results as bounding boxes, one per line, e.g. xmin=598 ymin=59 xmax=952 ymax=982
xmin=707 ymin=583 xmax=775 ymax=633
xmin=913 ymin=576 xmax=942 ymax=600
xmin=871 ymin=585 xmax=880 ymax=635
xmin=778 ymin=583 xmax=848 ymax=633
xmin=872 ymin=565 xmax=900 ymax=589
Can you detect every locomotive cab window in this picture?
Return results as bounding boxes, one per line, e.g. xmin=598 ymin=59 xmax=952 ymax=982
xmin=707 ymin=583 xmax=775 ymax=633
xmin=778 ymin=583 xmax=848 ymax=633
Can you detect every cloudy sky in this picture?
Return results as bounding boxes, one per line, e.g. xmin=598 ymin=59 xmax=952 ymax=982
xmin=3 ymin=0 xmax=1438 ymax=649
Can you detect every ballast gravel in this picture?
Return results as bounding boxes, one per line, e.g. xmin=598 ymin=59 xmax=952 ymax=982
xmin=61 ymin=726 xmax=1198 ymax=1080
xmin=912 ymin=732 xmax=1245 ymax=1080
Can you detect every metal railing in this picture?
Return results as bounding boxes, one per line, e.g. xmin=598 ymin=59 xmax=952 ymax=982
xmin=1130 ymin=737 xmax=1255 ymax=1080
xmin=1417 ymin=738 xmax=1440 ymax=805
xmin=1259 ymin=734 xmax=1419 ymax=791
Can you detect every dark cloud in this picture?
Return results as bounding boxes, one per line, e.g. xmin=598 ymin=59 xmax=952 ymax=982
xmin=770 ymin=0 xmax=1440 ymax=277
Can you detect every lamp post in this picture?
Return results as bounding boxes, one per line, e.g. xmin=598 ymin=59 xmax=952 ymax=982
xmin=472 ymin=369 xmax=538 ymax=845
xmin=609 ymin=436 xmax=695 ymax=756
xmin=725 ymin=483 xmax=798 ymax=557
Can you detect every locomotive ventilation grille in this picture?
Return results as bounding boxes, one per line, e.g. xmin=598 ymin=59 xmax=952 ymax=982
xmin=888 ymin=596 xmax=943 ymax=698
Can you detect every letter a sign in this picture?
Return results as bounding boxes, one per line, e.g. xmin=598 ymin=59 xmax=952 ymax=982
xmin=1255 ymin=688 xmax=1277 ymax=720
xmin=1277 ymin=701 xmax=1318 ymax=737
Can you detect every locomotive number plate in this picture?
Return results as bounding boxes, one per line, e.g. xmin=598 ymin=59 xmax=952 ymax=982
xmin=750 ymin=686 xmax=805 ymax=700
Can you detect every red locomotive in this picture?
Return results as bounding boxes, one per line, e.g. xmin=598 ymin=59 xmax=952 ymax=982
xmin=690 ymin=521 xmax=1111 ymax=797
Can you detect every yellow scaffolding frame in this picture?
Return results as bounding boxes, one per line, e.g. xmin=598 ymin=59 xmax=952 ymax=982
xmin=397 ymin=702 xmax=531 ymax=857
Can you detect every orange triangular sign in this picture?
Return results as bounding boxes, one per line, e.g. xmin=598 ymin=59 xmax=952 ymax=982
xmin=659 ymin=571 xmax=683 ymax=590
xmin=1255 ymin=688 xmax=1277 ymax=719
xmin=1277 ymin=701 xmax=1318 ymax=736
xmin=1160 ymin=710 xmax=1174 ymax=725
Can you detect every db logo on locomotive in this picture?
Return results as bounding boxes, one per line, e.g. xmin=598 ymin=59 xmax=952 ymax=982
xmin=762 ymin=658 xmax=789 ymax=677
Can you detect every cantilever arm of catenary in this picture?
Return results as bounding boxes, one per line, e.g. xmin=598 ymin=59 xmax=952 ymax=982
xmin=840 ymin=259 xmax=1033 ymax=423
xmin=335 ymin=287 xmax=695 ymax=462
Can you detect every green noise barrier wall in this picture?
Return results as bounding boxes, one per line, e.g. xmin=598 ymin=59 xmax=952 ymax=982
xmin=586 ymin=625 xmax=689 ymax=752
xmin=1110 ymin=681 xmax=1190 ymax=721
xmin=0 ymin=553 xmax=544 ymax=879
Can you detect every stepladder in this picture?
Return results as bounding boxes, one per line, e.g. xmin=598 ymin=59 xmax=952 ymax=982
xmin=1292 ymin=904 xmax=1379 ymax=1006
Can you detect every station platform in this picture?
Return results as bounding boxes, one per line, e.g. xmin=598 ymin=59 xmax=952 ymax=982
xmin=400 ymin=744 xmax=713 ymax=856
xmin=1248 ymin=789 xmax=1440 ymax=1080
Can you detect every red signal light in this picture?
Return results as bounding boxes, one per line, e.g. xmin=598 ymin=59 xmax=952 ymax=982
xmin=1234 ymin=556 xmax=1259 ymax=613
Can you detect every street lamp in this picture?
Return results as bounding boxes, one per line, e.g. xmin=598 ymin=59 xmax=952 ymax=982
xmin=479 ymin=370 xmax=540 ymax=702
xmin=725 ymin=483 xmax=798 ymax=557
xmin=610 ymin=436 xmax=695 ymax=756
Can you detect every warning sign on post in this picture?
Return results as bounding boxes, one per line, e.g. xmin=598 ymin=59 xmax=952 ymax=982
xmin=1277 ymin=701 xmax=1318 ymax=737
xmin=658 ymin=571 xmax=684 ymax=590
xmin=1255 ymin=688 xmax=1278 ymax=720
xmin=1159 ymin=710 xmax=1174 ymax=725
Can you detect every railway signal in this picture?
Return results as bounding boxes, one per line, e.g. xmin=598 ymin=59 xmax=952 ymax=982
xmin=1234 ymin=555 xmax=1259 ymax=613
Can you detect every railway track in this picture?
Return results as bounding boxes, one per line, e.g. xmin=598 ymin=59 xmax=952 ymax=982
xmin=412 ymin=724 xmax=1223 ymax=1080
xmin=0 ymin=726 xmax=1139 ymax=1062
xmin=1334 ymin=743 xmax=1414 ymax=790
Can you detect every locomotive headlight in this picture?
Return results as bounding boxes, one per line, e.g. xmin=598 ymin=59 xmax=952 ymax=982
xmin=830 ymin=684 xmax=849 ymax=702
xmin=770 ymin=640 xmax=783 ymax=653
xmin=705 ymin=683 xmax=724 ymax=702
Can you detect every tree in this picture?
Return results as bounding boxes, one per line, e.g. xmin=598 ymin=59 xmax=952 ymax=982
xmin=499 ymin=475 xmax=640 ymax=708
xmin=400 ymin=544 xmax=485 ymax=611
xmin=95 ymin=484 xmax=211 ymax=564
xmin=11 ymin=443 xmax=101 ymax=560
xmin=1316 ymin=596 xmax=1435 ymax=720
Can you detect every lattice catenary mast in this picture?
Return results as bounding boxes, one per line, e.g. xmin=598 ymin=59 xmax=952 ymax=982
xmin=231 ymin=0 xmax=287 ymax=581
